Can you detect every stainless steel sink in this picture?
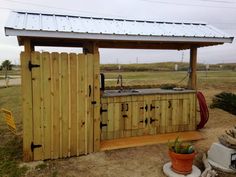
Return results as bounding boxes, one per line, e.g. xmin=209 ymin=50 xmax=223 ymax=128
xmin=104 ymin=89 xmax=140 ymax=95
xmin=117 ymin=89 xmax=140 ymax=93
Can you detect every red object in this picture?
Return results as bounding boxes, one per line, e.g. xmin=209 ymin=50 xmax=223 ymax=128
xmin=197 ymin=92 xmax=209 ymax=129
xmin=169 ymin=150 xmax=196 ymax=175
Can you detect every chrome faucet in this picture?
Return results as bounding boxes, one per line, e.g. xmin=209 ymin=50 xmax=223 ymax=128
xmin=117 ymin=74 xmax=123 ymax=90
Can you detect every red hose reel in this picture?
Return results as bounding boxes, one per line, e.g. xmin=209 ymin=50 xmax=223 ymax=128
xmin=197 ymin=92 xmax=209 ymax=129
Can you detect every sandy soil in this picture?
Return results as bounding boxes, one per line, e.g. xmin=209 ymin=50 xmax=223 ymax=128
xmin=0 ymin=78 xmax=21 ymax=87
xmin=22 ymin=88 xmax=236 ymax=177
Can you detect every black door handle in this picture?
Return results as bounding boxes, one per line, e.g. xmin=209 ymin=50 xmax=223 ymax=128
xmin=89 ymin=85 xmax=91 ymax=97
xmin=121 ymin=104 xmax=124 ymax=111
xmin=126 ymin=104 xmax=129 ymax=111
xmin=168 ymin=101 xmax=172 ymax=108
xmin=100 ymin=73 xmax=105 ymax=91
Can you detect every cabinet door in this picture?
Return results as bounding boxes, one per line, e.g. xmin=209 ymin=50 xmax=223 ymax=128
xmin=149 ymin=100 xmax=161 ymax=134
xmin=160 ymin=98 xmax=191 ymax=133
xmin=104 ymin=102 xmax=124 ymax=140
xmin=131 ymin=101 xmax=146 ymax=136
xmin=122 ymin=102 xmax=132 ymax=137
xmin=177 ymin=98 xmax=191 ymax=131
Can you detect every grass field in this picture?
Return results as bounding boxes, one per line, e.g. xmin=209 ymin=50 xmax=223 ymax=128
xmin=103 ymin=70 xmax=236 ymax=89
xmin=0 ymin=70 xmax=236 ymax=177
xmin=0 ymin=86 xmax=27 ymax=177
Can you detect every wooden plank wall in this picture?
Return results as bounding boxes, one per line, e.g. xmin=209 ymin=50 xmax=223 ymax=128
xmin=100 ymin=93 xmax=196 ymax=141
xmin=23 ymin=52 xmax=100 ymax=161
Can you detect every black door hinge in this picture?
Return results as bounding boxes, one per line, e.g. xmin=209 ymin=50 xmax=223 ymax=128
xmin=31 ymin=142 xmax=42 ymax=152
xmin=150 ymin=104 xmax=159 ymax=111
xmin=140 ymin=118 xmax=148 ymax=125
xmin=150 ymin=117 xmax=157 ymax=124
xmin=91 ymin=101 xmax=97 ymax=104
xmin=100 ymin=107 xmax=108 ymax=114
xmin=28 ymin=61 xmax=40 ymax=71
xmin=140 ymin=105 xmax=148 ymax=112
xmin=100 ymin=122 xmax=107 ymax=129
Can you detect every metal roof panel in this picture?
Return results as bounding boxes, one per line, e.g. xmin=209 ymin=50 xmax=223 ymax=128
xmin=26 ymin=14 xmax=41 ymax=30
xmin=4 ymin=11 xmax=234 ymax=44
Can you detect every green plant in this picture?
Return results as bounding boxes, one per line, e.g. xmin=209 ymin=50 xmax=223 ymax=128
xmin=210 ymin=92 xmax=236 ymax=115
xmin=168 ymin=137 xmax=194 ymax=154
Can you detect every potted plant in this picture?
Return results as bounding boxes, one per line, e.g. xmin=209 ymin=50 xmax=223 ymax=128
xmin=168 ymin=137 xmax=196 ymax=175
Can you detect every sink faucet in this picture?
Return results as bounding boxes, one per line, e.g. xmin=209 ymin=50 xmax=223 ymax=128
xmin=117 ymin=74 xmax=123 ymax=90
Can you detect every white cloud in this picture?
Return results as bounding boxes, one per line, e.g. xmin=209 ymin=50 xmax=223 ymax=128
xmin=0 ymin=0 xmax=235 ymax=64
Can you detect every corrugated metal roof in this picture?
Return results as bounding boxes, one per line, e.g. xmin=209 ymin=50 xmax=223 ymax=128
xmin=4 ymin=11 xmax=234 ymax=43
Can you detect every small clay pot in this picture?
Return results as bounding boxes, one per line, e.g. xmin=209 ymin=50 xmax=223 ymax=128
xmin=168 ymin=150 xmax=196 ymax=175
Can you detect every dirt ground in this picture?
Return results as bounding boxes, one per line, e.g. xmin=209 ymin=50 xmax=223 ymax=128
xmin=20 ymin=88 xmax=236 ymax=177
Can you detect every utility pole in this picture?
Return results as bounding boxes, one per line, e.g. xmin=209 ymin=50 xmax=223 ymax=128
xmin=181 ymin=51 xmax=184 ymax=63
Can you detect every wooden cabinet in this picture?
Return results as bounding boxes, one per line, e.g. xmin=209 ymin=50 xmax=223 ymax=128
xmin=101 ymin=92 xmax=196 ymax=140
xmin=100 ymin=97 xmax=133 ymax=140
xmin=159 ymin=94 xmax=195 ymax=134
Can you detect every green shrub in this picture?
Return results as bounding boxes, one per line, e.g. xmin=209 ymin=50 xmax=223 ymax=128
xmin=210 ymin=92 xmax=236 ymax=115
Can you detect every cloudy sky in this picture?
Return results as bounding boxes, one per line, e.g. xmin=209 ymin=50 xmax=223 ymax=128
xmin=0 ymin=0 xmax=235 ymax=64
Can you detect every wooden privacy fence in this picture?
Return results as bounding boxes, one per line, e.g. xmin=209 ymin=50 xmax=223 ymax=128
xmin=21 ymin=52 xmax=100 ymax=161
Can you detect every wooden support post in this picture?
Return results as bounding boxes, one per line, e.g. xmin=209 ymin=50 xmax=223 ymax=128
xmin=83 ymin=42 xmax=99 ymax=54
xmin=21 ymin=38 xmax=34 ymax=161
xmin=187 ymin=47 xmax=197 ymax=90
xmin=83 ymin=42 xmax=100 ymax=152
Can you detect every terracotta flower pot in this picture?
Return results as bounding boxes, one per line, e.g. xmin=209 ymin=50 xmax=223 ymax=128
xmin=168 ymin=150 xmax=196 ymax=175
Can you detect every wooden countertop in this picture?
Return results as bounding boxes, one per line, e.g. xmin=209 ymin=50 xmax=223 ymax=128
xmin=102 ymin=88 xmax=196 ymax=97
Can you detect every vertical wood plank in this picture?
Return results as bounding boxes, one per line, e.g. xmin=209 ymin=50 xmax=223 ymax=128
xmin=68 ymin=54 xmax=71 ymax=157
xmin=154 ymin=100 xmax=161 ymax=134
xmin=160 ymin=100 xmax=166 ymax=133
xmin=61 ymin=53 xmax=69 ymax=157
xmin=50 ymin=53 xmax=54 ymax=158
xmin=21 ymin=48 xmax=33 ymax=161
xmin=107 ymin=102 xmax=114 ymax=140
xmin=87 ymin=54 xmax=94 ymax=153
xmin=84 ymin=54 xmax=88 ymax=154
xmin=39 ymin=53 xmax=45 ymax=160
xmin=183 ymin=99 xmax=190 ymax=125
xmin=178 ymin=98 xmax=184 ymax=131
xmin=113 ymin=103 xmax=120 ymax=139
xmin=143 ymin=96 xmax=149 ymax=135
xmin=31 ymin=52 xmax=42 ymax=160
xmin=166 ymin=99 xmax=173 ymax=133
xmin=93 ymin=53 xmax=100 ymax=152
xmin=78 ymin=54 xmax=86 ymax=155
xmin=101 ymin=102 xmax=108 ymax=140
xmin=187 ymin=93 xmax=195 ymax=131
xmin=59 ymin=54 xmax=63 ymax=158
xmin=131 ymin=100 xmax=139 ymax=137
xmin=52 ymin=52 xmax=60 ymax=159
xmin=76 ymin=54 xmax=80 ymax=156
xmin=171 ymin=98 xmax=179 ymax=132
xmin=69 ymin=53 xmax=78 ymax=156
xmin=192 ymin=93 xmax=197 ymax=130
xmin=42 ymin=52 xmax=51 ymax=159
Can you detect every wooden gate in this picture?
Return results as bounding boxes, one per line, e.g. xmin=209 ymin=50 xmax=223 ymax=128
xmin=21 ymin=52 xmax=100 ymax=161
